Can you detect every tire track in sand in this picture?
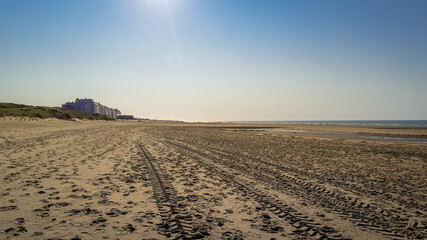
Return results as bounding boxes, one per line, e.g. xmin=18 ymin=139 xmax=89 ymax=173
xmin=165 ymin=140 xmax=349 ymax=240
xmin=135 ymin=142 xmax=206 ymax=239
xmin=167 ymin=139 xmax=424 ymax=239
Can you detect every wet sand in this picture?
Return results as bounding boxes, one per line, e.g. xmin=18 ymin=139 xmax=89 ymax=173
xmin=0 ymin=118 xmax=426 ymax=239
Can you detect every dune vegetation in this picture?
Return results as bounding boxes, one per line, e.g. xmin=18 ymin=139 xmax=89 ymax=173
xmin=0 ymin=103 xmax=114 ymax=120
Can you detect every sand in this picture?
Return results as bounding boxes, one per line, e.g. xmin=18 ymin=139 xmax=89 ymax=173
xmin=0 ymin=118 xmax=426 ymax=239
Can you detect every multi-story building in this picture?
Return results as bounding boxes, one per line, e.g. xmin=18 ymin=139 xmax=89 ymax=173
xmin=62 ymin=102 xmax=75 ymax=111
xmin=111 ymin=109 xmax=120 ymax=119
xmin=74 ymin=98 xmax=97 ymax=114
xmin=62 ymin=98 xmax=121 ymax=119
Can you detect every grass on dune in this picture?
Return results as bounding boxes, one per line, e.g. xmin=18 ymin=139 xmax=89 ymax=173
xmin=0 ymin=103 xmax=114 ymax=121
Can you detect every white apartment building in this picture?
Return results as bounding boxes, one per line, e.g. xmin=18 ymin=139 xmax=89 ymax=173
xmin=62 ymin=98 xmax=121 ymax=119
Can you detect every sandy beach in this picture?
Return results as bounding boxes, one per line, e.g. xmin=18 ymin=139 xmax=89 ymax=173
xmin=0 ymin=119 xmax=426 ymax=240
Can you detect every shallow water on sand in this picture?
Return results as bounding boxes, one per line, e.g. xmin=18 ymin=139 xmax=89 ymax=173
xmin=232 ymin=120 xmax=427 ymax=127
xmin=252 ymin=128 xmax=427 ymax=144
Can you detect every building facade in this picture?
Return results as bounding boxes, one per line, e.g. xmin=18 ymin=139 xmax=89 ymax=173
xmin=62 ymin=98 xmax=121 ymax=119
xmin=62 ymin=102 xmax=75 ymax=110
xmin=117 ymin=115 xmax=134 ymax=120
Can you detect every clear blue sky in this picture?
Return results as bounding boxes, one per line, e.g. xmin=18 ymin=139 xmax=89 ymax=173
xmin=1 ymin=0 xmax=426 ymax=121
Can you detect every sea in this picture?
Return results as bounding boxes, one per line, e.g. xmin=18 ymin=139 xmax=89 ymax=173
xmin=231 ymin=120 xmax=427 ymax=127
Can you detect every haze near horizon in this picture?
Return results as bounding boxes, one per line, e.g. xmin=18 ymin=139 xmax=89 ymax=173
xmin=1 ymin=0 xmax=426 ymax=121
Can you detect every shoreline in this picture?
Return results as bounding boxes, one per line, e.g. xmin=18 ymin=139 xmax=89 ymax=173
xmin=170 ymin=121 xmax=427 ymax=138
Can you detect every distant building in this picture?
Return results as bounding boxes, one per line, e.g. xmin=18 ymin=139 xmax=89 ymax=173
xmin=62 ymin=98 xmax=121 ymax=119
xmin=62 ymin=102 xmax=75 ymax=110
xmin=117 ymin=115 xmax=134 ymax=120
xmin=74 ymin=98 xmax=98 ymax=114
xmin=111 ymin=109 xmax=120 ymax=119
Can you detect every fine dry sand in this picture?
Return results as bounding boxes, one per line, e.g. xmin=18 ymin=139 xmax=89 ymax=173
xmin=0 ymin=118 xmax=426 ymax=240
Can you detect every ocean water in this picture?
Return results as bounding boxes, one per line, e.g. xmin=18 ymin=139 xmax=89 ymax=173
xmin=231 ymin=120 xmax=427 ymax=127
